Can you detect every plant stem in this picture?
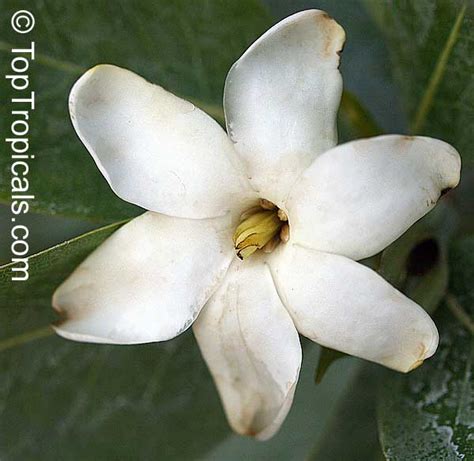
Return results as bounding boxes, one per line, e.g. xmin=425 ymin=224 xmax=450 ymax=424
xmin=0 ymin=326 xmax=54 ymax=353
xmin=411 ymin=4 xmax=466 ymax=134
xmin=446 ymin=293 xmax=474 ymax=335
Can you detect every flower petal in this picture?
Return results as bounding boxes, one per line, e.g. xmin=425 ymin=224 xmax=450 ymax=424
xmin=224 ymin=10 xmax=345 ymax=204
xmin=287 ymin=135 xmax=461 ymax=260
xmin=269 ymin=244 xmax=439 ymax=372
xmin=193 ymin=259 xmax=301 ymax=440
xmin=53 ymin=212 xmax=234 ymax=344
xmin=70 ymin=64 xmax=253 ymax=219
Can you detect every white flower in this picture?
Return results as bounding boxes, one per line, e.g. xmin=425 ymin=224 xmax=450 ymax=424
xmin=53 ymin=10 xmax=461 ymax=440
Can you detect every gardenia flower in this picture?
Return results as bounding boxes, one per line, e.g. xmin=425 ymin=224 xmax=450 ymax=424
xmin=53 ymin=10 xmax=461 ymax=440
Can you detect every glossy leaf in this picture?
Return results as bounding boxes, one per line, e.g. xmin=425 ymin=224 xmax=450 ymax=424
xmin=377 ymin=237 xmax=474 ymax=460
xmin=365 ymin=0 xmax=474 ymax=163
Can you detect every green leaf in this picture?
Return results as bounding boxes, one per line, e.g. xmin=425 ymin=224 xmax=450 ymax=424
xmin=0 ymin=0 xmax=271 ymax=221
xmin=0 ymin=332 xmax=232 ymax=460
xmin=309 ymin=364 xmax=384 ymax=461
xmin=364 ymin=0 xmax=474 ymax=163
xmin=377 ymin=237 xmax=474 ymax=460
xmin=314 ymin=347 xmax=347 ymax=384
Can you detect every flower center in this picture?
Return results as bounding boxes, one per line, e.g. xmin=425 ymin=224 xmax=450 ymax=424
xmin=233 ymin=199 xmax=289 ymax=260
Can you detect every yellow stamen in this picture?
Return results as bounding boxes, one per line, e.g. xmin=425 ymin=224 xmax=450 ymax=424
xmin=233 ymin=210 xmax=282 ymax=260
xmin=238 ymin=246 xmax=259 ymax=259
xmin=262 ymin=235 xmax=280 ymax=254
xmin=240 ymin=206 xmax=262 ymax=221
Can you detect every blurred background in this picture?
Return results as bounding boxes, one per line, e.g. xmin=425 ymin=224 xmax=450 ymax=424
xmin=0 ymin=0 xmax=472 ymax=459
